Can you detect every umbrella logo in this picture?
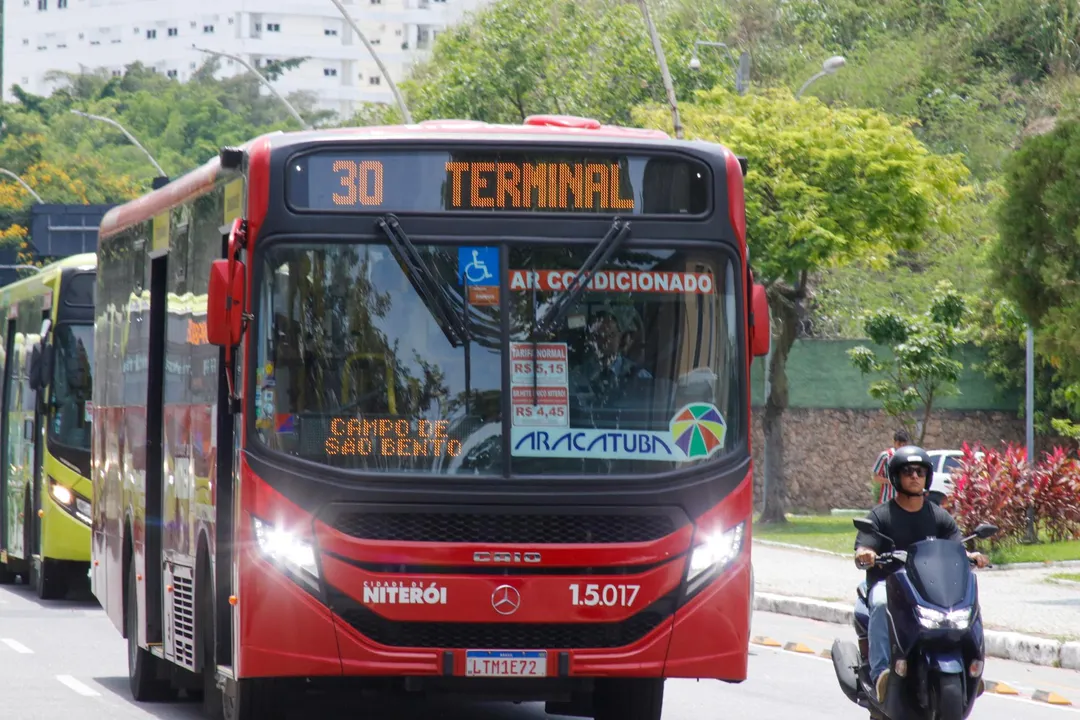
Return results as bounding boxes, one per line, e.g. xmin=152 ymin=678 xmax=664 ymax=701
xmin=670 ymin=403 xmax=727 ymax=459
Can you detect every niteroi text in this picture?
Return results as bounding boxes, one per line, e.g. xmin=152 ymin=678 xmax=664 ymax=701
xmin=324 ymin=417 xmax=463 ymax=458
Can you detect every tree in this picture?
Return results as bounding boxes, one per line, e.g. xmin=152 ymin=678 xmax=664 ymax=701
xmin=990 ymin=116 xmax=1080 ymax=438
xmin=848 ymin=282 xmax=968 ymax=444
xmin=634 ymin=86 xmax=971 ymax=522
xmin=400 ymin=0 xmax=733 ymax=125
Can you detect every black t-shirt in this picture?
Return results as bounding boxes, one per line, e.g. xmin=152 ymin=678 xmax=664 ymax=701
xmin=854 ymin=500 xmax=962 ymax=587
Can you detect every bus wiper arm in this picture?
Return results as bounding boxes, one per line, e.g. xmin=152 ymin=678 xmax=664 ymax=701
xmin=377 ymin=214 xmax=467 ymax=347
xmin=534 ymin=217 xmax=631 ymax=337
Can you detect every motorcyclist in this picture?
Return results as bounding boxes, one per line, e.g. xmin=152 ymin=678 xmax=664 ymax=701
xmin=853 ymin=445 xmax=990 ymax=704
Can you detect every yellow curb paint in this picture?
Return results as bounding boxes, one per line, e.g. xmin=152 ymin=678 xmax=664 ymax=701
xmin=784 ymin=642 xmax=815 ymax=654
xmin=820 ymin=649 xmax=832 ymax=659
xmin=1033 ymin=690 xmax=1073 ymax=706
xmin=984 ymin=681 xmax=1019 ymax=696
xmin=751 ymin=636 xmax=782 ymax=647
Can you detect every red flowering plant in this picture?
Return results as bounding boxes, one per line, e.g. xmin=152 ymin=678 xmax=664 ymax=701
xmin=945 ymin=442 xmax=1080 ymax=546
xmin=944 ymin=443 xmax=1031 ymax=545
xmin=1030 ymin=447 xmax=1080 ymax=542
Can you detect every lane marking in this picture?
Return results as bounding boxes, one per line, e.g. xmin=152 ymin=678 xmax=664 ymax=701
xmin=56 ymin=675 xmax=100 ymax=697
xmin=1 ymin=638 xmax=33 ymax=654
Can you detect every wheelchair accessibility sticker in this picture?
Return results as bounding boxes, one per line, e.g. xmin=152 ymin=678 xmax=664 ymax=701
xmin=458 ymin=246 xmax=500 ymax=306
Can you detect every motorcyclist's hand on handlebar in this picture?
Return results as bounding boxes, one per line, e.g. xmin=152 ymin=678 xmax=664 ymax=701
xmin=855 ymin=547 xmax=878 ymax=568
xmin=968 ymin=552 xmax=990 ymax=569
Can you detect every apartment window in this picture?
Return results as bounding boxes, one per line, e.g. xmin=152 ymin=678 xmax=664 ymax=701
xmin=267 ymin=23 xmax=281 ymax=32
xmin=369 ymin=76 xmax=381 ymax=85
xmin=22 ymin=39 xmax=29 ymax=46
xmin=146 ymin=29 xmax=157 ymax=39
xmin=203 ymin=25 xmax=214 ymax=33
xmin=324 ymin=68 xmax=337 ymax=77
xmin=324 ymin=28 xmax=338 ymax=36
xmin=58 ymin=0 xmax=67 ymax=7
xmin=168 ymin=28 xmax=178 ymax=37
xmin=370 ymin=0 xmax=381 ymax=4
xmin=167 ymin=69 xmax=178 ymax=78
xmin=37 ymin=0 xmax=46 ymax=10
xmin=372 ymin=38 xmax=381 ymax=45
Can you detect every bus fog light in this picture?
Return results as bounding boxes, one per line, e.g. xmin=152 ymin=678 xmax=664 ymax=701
xmin=687 ymin=522 xmax=745 ymax=582
xmin=252 ymin=517 xmax=320 ymax=585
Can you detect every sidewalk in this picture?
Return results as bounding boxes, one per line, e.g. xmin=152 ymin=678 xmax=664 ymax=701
xmin=752 ymin=541 xmax=1080 ymax=669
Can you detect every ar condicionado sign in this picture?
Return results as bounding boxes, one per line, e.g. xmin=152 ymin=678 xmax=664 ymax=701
xmin=324 ymin=417 xmax=463 ymax=458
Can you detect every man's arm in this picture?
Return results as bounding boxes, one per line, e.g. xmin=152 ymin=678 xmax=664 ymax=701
xmin=853 ymin=509 xmax=884 ymax=567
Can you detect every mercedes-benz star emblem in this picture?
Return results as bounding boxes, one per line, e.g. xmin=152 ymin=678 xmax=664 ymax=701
xmin=491 ymin=584 xmax=521 ymax=615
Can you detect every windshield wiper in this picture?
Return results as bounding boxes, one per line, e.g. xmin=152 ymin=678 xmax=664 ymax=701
xmin=533 ymin=217 xmax=631 ymax=338
xmin=377 ymin=214 xmax=468 ymax=347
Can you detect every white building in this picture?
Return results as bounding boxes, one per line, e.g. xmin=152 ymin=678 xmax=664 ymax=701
xmin=2 ymin=0 xmax=489 ymax=120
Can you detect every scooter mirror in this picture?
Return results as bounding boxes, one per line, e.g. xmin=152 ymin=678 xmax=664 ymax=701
xmin=974 ymin=523 xmax=999 ymax=540
xmin=852 ymin=518 xmax=875 ymax=534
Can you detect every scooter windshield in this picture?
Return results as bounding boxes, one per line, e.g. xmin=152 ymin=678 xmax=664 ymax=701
xmin=905 ymin=539 xmax=973 ymax=609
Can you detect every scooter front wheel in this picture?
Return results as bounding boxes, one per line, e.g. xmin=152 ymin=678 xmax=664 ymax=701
xmin=934 ymin=674 xmax=965 ymax=720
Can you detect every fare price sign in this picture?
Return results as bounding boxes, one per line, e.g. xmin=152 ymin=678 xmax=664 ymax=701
xmin=510 ymin=342 xmax=569 ymax=428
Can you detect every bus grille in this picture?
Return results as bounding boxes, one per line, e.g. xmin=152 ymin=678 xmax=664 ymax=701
xmin=328 ymin=511 xmax=678 ymax=545
xmin=328 ymin=588 xmax=675 ymax=650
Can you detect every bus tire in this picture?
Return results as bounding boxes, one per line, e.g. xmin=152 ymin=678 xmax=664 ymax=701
xmin=199 ymin=560 xmax=224 ymax=720
xmin=126 ymin=561 xmax=176 ymax=702
xmin=593 ymin=678 xmax=664 ymax=720
xmin=222 ymin=679 xmax=285 ymax=720
xmin=35 ymin=558 xmax=67 ymax=600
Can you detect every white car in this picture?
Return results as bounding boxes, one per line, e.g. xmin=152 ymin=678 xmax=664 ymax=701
xmin=925 ymin=449 xmax=983 ymax=500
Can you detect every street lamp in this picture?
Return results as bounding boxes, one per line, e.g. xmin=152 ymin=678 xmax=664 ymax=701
xmin=192 ymin=45 xmax=311 ymax=130
xmin=688 ymin=40 xmax=750 ymax=95
xmin=0 ymin=169 xmax=44 ymax=203
xmin=795 ymin=55 xmax=846 ymax=99
xmin=70 ymin=110 xmax=169 ymax=185
xmin=328 ymin=0 xmax=413 ymax=124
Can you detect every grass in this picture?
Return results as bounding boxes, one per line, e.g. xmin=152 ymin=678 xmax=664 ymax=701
xmin=1050 ymin=572 xmax=1080 ymax=583
xmin=754 ymin=514 xmax=1080 ymax=566
xmin=754 ymin=514 xmax=854 ymax=554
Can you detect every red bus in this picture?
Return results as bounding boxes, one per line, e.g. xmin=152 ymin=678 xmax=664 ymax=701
xmin=91 ymin=115 xmax=771 ymax=720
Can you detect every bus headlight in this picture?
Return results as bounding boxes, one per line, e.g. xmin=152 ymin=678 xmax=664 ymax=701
xmin=686 ymin=522 xmax=745 ymax=591
xmin=49 ymin=478 xmax=91 ymax=525
xmin=916 ymin=606 xmax=972 ymax=630
xmin=252 ymin=517 xmax=320 ymax=589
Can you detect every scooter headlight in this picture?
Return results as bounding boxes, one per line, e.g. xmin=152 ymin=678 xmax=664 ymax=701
xmin=916 ymin=606 xmax=972 ymax=630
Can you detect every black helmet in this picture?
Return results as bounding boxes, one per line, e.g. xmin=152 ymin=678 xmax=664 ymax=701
xmin=887 ymin=445 xmax=934 ymax=497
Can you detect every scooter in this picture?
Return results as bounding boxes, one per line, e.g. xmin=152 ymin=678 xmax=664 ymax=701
xmin=831 ymin=518 xmax=999 ymax=720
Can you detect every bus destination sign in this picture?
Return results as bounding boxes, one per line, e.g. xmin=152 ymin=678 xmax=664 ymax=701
xmin=287 ymin=149 xmax=710 ymax=215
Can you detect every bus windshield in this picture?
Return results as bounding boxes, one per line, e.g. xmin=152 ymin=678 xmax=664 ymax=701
xmin=50 ymin=323 xmax=94 ymax=450
xmin=253 ymin=241 xmax=743 ymax=476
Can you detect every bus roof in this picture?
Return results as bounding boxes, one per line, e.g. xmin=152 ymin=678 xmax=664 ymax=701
xmin=0 ymin=252 xmax=96 ymax=306
xmin=101 ymin=115 xmax=740 ymax=238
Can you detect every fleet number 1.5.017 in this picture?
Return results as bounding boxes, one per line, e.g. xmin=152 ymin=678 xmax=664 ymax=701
xmin=569 ymin=584 xmax=640 ymax=608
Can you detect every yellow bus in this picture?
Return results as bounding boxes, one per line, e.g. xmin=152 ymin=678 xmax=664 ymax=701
xmin=0 ymin=253 xmax=96 ymax=599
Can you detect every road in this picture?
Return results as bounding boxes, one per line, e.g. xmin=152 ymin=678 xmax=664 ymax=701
xmin=0 ymin=581 xmax=1076 ymax=719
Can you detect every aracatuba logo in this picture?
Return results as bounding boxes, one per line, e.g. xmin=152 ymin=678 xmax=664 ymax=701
xmin=363 ymin=580 xmax=448 ymax=605
xmin=510 ymin=402 xmax=727 ymax=461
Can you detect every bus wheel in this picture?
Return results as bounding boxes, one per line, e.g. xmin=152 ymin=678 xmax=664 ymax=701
xmin=0 ymin=564 xmax=16 ymax=584
xmin=593 ymin=678 xmax=664 ymax=720
xmin=35 ymin=559 xmax=67 ymax=600
xmin=222 ymin=679 xmax=285 ymax=720
xmin=125 ymin=562 xmax=176 ymax=702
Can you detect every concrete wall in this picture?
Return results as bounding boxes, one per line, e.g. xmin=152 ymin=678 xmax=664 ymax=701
xmin=748 ymin=340 xmax=1037 ymax=512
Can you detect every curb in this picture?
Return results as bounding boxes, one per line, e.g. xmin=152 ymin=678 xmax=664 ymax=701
xmin=753 ymin=592 xmax=1080 ymax=672
xmin=749 ymin=630 xmax=1075 ymax=707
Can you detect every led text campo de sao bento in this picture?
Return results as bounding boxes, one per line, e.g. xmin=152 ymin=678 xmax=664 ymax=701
xmin=89 ymin=114 xmax=771 ymax=720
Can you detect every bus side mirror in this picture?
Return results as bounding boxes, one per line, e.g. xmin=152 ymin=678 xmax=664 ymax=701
xmin=207 ymin=259 xmax=245 ymax=347
xmin=28 ymin=344 xmax=53 ymax=391
xmin=750 ymin=283 xmax=770 ymax=357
